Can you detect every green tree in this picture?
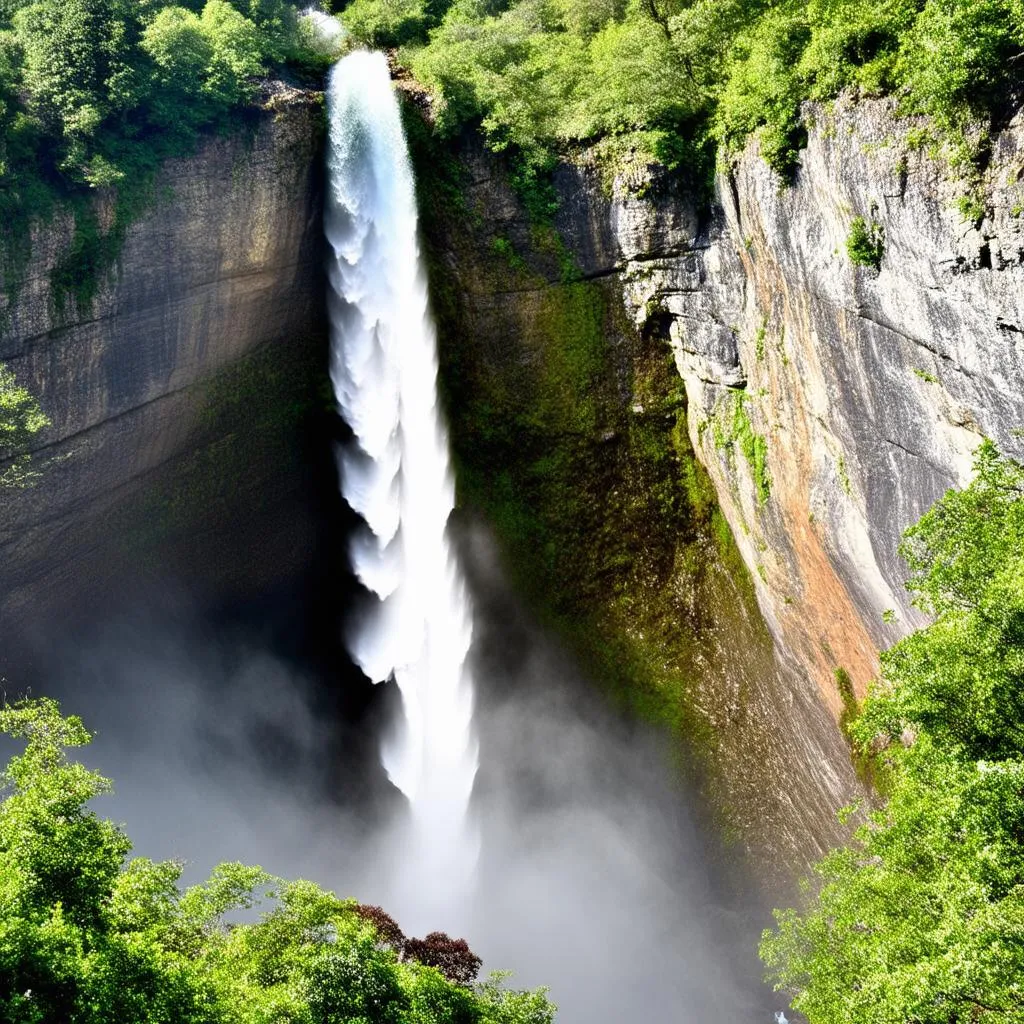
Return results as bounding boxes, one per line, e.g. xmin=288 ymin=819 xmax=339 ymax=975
xmin=0 ymin=364 xmax=49 ymax=488
xmin=141 ymin=7 xmax=215 ymax=132
xmin=761 ymin=443 xmax=1024 ymax=1023
xmin=13 ymin=0 xmax=145 ymax=179
xmin=0 ymin=696 xmax=556 ymax=1024
xmin=342 ymin=0 xmax=434 ymax=46
xmin=199 ymin=0 xmax=266 ymax=108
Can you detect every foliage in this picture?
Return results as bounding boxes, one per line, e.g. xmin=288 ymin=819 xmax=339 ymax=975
xmin=0 ymin=696 xmax=555 ymax=1024
xmin=761 ymin=442 xmax=1024 ymax=1023
xmin=404 ymin=933 xmax=484 ymax=984
xmin=845 ymin=214 xmax=884 ymax=270
xmin=367 ymin=0 xmax=1024 ymax=191
xmin=0 ymin=363 xmax=49 ymax=488
xmin=338 ymin=0 xmax=438 ymax=47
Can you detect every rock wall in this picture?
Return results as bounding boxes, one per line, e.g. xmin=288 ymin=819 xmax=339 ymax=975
xmin=565 ymin=95 xmax=1024 ymax=716
xmin=420 ymin=131 xmax=866 ymax=884
xmin=0 ymin=84 xmax=328 ymax=637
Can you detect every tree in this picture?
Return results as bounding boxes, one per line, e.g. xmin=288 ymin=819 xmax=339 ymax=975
xmin=141 ymin=6 xmax=215 ymax=132
xmin=0 ymin=696 xmax=556 ymax=1023
xmin=13 ymin=0 xmax=144 ymax=176
xmin=761 ymin=443 xmax=1024 ymax=1023
xmin=199 ymin=0 xmax=265 ymax=108
xmin=404 ymin=932 xmax=484 ymax=984
xmin=341 ymin=0 xmax=433 ymax=47
xmin=0 ymin=364 xmax=49 ymax=488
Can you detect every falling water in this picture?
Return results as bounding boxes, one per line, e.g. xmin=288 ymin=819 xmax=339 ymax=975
xmin=325 ymin=50 xmax=479 ymax=913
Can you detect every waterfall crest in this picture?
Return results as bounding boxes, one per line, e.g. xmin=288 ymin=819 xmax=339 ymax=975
xmin=325 ymin=50 xmax=479 ymax=907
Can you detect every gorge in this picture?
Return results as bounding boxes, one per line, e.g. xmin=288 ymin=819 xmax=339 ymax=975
xmin=2 ymin=2 xmax=1024 ymax=1021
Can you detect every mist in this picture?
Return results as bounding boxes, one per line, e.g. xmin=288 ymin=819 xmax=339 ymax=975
xmin=3 ymin=515 xmax=782 ymax=1023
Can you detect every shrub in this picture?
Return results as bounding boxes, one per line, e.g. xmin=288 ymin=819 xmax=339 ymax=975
xmin=403 ymin=932 xmax=484 ymax=984
xmin=846 ymin=214 xmax=884 ymax=269
xmin=0 ymin=362 xmax=49 ymax=488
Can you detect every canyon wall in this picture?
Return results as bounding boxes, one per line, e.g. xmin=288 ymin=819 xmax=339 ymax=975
xmin=5 ymin=75 xmax=1017 ymax=879
xmin=419 ymin=128 xmax=867 ymax=883
xmin=554 ymin=96 xmax=1024 ymax=719
xmin=425 ymin=95 xmax=1024 ymax=874
xmin=0 ymin=84 xmax=328 ymax=639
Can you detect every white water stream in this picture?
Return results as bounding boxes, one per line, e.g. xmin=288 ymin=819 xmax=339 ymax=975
xmin=325 ymin=49 xmax=479 ymax=914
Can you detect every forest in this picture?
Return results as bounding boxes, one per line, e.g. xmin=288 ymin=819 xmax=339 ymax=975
xmin=4 ymin=0 xmax=1023 ymax=212
xmin=347 ymin=0 xmax=1024 ymax=201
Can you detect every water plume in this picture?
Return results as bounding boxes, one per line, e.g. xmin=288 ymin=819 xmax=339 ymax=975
xmin=324 ymin=50 xmax=479 ymax=926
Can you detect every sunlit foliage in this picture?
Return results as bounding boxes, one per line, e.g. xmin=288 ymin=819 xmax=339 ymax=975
xmin=0 ymin=696 xmax=555 ymax=1024
xmin=760 ymin=442 xmax=1024 ymax=1023
xmin=0 ymin=0 xmax=334 ymax=211
xmin=339 ymin=0 xmax=1024 ymax=181
xmin=0 ymin=363 xmax=48 ymax=488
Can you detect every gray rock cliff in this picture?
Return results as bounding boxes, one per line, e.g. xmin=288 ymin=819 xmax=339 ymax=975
xmin=425 ymin=138 xmax=867 ymax=882
xmin=556 ymin=95 xmax=1024 ymax=721
xmin=0 ymin=84 xmax=328 ymax=633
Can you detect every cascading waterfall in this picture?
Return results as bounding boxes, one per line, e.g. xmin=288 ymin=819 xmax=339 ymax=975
xmin=325 ymin=49 xmax=479 ymax=913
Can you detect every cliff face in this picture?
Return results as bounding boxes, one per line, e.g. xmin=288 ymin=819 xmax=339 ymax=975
xmin=420 ymin=132 xmax=867 ymax=883
xmin=0 ymin=84 xmax=328 ymax=636
xmin=561 ymin=96 xmax=1024 ymax=717
xmin=428 ymin=96 xmax=1024 ymax=871
xmin=5 ymin=74 xmax=1015 ymax=877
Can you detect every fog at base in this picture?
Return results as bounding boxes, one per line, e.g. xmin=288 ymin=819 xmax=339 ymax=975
xmin=11 ymin=519 xmax=775 ymax=1023
xmin=455 ymin=524 xmax=771 ymax=1022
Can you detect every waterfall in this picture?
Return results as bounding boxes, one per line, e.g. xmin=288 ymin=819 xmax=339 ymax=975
xmin=325 ymin=50 xmax=479 ymax=913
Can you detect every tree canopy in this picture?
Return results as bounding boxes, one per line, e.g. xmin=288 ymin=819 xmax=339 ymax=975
xmin=0 ymin=0 xmax=341 ymax=207
xmin=0 ymin=696 xmax=555 ymax=1024
xmin=760 ymin=442 xmax=1024 ymax=1023
xmin=336 ymin=0 xmax=1024 ymax=183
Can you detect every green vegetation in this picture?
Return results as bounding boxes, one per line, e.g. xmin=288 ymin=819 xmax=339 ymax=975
xmin=761 ymin=441 xmax=1024 ymax=1023
xmin=337 ymin=0 xmax=1024 ymax=190
xmin=0 ymin=0 xmax=342 ymax=313
xmin=0 ymin=363 xmax=49 ymax=488
xmin=845 ymin=214 xmax=884 ymax=270
xmin=836 ymin=452 xmax=851 ymax=496
xmin=712 ymin=389 xmax=770 ymax=505
xmin=0 ymin=695 xmax=554 ymax=1024
xmin=832 ymin=666 xmax=855 ymax=734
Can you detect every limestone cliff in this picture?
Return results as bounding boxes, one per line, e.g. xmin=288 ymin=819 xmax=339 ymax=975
xmin=561 ymin=96 xmax=1024 ymax=720
xmin=416 ymin=129 xmax=866 ymax=884
xmin=0 ymin=84 xmax=328 ymax=636
xmin=423 ymin=95 xmax=1024 ymax=876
